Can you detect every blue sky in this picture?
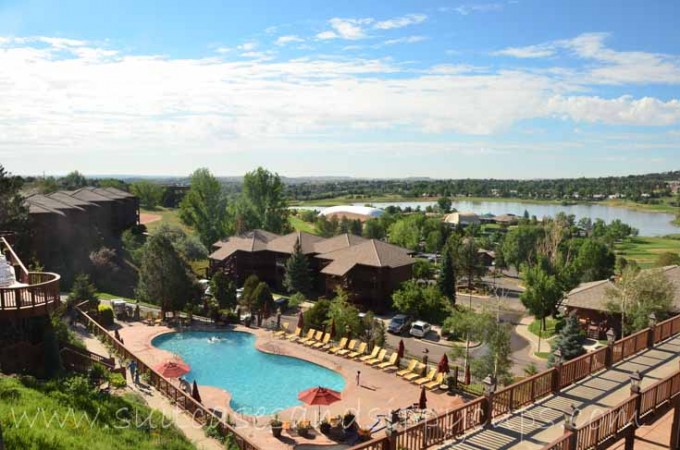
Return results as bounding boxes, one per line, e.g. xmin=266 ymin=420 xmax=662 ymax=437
xmin=0 ymin=0 xmax=679 ymax=178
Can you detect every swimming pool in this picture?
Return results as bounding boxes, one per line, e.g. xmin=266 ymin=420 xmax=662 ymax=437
xmin=151 ymin=331 xmax=345 ymax=415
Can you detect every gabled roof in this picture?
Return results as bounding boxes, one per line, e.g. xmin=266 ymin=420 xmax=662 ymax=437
xmin=68 ymin=187 xmax=117 ymax=203
xmin=25 ymin=194 xmax=85 ymax=214
xmin=267 ymin=231 xmax=326 ymax=255
xmin=209 ymin=229 xmax=280 ymax=261
xmin=101 ymin=187 xmax=136 ymax=199
xmin=316 ymin=239 xmax=414 ymax=276
xmin=312 ymin=233 xmax=367 ymax=254
xmin=564 ymin=279 xmax=616 ymax=311
xmin=48 ymin=192 xmax=99 ymax=209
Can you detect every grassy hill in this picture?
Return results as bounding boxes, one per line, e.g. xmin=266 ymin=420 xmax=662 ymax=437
xmin=0 ymin=375 xmax=195 ymax=450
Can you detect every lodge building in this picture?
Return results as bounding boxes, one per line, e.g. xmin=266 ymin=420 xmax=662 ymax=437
xmin=209 ymin=230 xmax=415 ymax=311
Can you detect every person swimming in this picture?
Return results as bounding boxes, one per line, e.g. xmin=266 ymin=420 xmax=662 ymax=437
xmin=207 ymin=336 xmax=222 ymax=343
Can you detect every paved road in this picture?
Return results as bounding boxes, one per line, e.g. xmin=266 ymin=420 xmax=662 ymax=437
xmin=438 ymin=333 xmax=680 ymax=449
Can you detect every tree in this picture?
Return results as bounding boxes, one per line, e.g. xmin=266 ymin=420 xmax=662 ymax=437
xmin=136 ymin=233 xmax=199 ymax=317
xmin=303 ymin=299 xmax=331 ymax=331
xmin=437 ymin=196 xmax=452 ymax=213
xmin=437 ymin=248 xmax=456 ymax=305
xmin=130 ymin=181 xmax=165 ymax=209
xmin=239 ymin=274 xmax=261 ymax=313
xmin=151 ymin=223 xmax=207 ymax=261
xmin=443 ymin=307 xmax=487 ymax=378
xmin=387 ymin=216 xmax=422 ymax=250
xmin=327 ymin=288 xmax=362 ymax=338
xmin=0 ymin=165 xmax=29 ymax=242
xmin=67 ymin=273 xmax=99 ymax=308
xmin=501 ymin=225 xmax=542 ymax=271
xmin=549 ymin=314 xmax=585 ymax=365
xmin=362 ymin=219 xmax=386 ymax=240
xmin=575 ymin=239 xmax=615 ymax=282
xmin=349 ymin=219 xmax=362 ymax=236
xmin=655 ymin=252 xmax=680 ymax=267
xmin=520 ymin=264 xmax=563 ymax=352
xmin=179 ymin=168 xmax=230 ymax=247
xmin=236 ymin=167 xmax=289 ymax=234
xmin=606 ymin=267 xmax=674 ymax=336
xmin=454 ymin=237 xmax=486 ymax=305
xmin=412 ymin=259 xmax=434 ymax=280
xmin=211 ymin=271 xmax=237 ymax=310
xmin=283 ymin=238 xmax=312 ymax=296
xmin=471 ymin=320 xmax=513 ymax=386
xmin=60 ymin=170 xmax=88 ymax=190
xmin=392 ymin=280 xmax=450 ymax=324
xmin=253 ymin=281 xmax=275 ymax=319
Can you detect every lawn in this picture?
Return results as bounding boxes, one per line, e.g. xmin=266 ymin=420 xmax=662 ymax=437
xmin=614 ymin=235 xmax=680 ymax=268
xmin=140 ymin=207 xmax=193 ymax=235
xmin=534 ymin=352 xmax=551 ymax=360
xmin=288 ymin=215 xmax=318 ymax=234
xmin=0 ymin=375 xmax=195 ymax=450
xmin=528 ymin=317 xmax=561 ymax=338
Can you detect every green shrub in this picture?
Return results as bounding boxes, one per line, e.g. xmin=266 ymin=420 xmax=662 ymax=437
xmin=289 ymin=292 xmax=306 ymax=309
xmin=109 ymin=372 xmax=127 ymax=388
xmin=97 ymin=305 xmax=114 ymax=326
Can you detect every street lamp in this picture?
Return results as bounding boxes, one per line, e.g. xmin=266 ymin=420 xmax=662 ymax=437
xmin=553 ymin=348 xmax=563 ymax=366
xmin=630 ymin=370 xmax=642 ymax=393
xmin=648 ymin=312 xmax=657 ymax=327
xmin=482 ymin=375 xmax=496 ymax=395
xmin=606 ymin=328 xmax=616 ymax=344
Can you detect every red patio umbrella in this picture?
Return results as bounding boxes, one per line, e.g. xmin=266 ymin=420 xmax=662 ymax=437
xmin=298 ymin=386 xmax=342 ymax=422
xmin=154 ymin=360 xmax=190 ymax=378
xmin=437 ymin=354 xmax=450 ymax=374
xmin=329 ymin=318 xmax=336 ymax=339
xmin=418 ymin=387 xmax=427 ymax=410
xmin=397 ymin=340 xmax=405 ymax=360
xmin=297 ymin=312 xmax=304 ymax=330
xmin=191 ymin=380 xmax=202 ymax=403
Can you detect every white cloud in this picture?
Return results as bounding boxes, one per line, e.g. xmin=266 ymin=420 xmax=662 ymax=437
xmin=382 ymin=36 xmax=427 ymax=46
xmin=452 ymin=3 xmax=503 ymax=15
xmin=315 ymin=31 xmax=338 ymax=40
xmin=316 ymin=18 xmax=374 ymax=40
xmin=275 ymin=35 xmax=304 ymax=46
xmin=0 ymin=34 xmax=679 ymax=172
xmin=374 ymin=14 xmax=427 ymax=30
xmin=493 ymin=45 xmax=555 ymax=58
xmin=237 ymin=41 xmax=257 ymax=51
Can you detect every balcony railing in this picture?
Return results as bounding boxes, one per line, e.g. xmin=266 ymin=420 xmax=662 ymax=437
xmin=0 ymin=271 xmax=61 ymax=316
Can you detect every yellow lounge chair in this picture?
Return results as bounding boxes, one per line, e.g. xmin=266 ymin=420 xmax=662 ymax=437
xmin=305 ymin=330 xmax=324 ymax=346
xmin=413 ymin=368 xmax=437 ymax=386
xmin=403 ymin=364 xmax=426 ymax=381
xmin=425 ymin=373 xmax=445 ymax=390
xmin=313 ymin=333 xmax=331 ymax=349
xmin=366 ymin=349 xmax=387 ymax=366
xmin=298 ymin=329 xmax=316 ymax=344
xmin=336 ymin=339 xmax=357 ymax=356
xmin=286 ymin=327 xmax=302 ymax=341
xmin=274 ymin=322 xmax=289 ymax=338
xmin=347 ymin=342 xmax=367 ymax=359
xmin=329 ymin=337 xmax=348 ymax=354
xmin=376 ymin=352 xmax=398 ymax=370
xmin=359 ymin=346 xmax=380 ymax=362
xmin=397 ymin=359 xmax=418 ymax=377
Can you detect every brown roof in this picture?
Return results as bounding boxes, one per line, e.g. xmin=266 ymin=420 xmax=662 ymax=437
xmin=101 ymin=187 xmax=136 ymax=199
xmin=316 ymin=239 xmax=414 ymax=276
xmin=565 ymin=265 xmax=680 ymax=313
xmin=312 ymin=233 xmax=368 ymax=254
xmin=25 ymin=194 xmax=86 ymax=214
xmin=267 ymin=231 xmax=326 ymax=255
xmin=48 ymin=192 xmax=99 ymax=209
xmin=564 ymin=279 xmax=616 ymax=311
xmin=209 ymin=229 xmax=280 ymax=261
xmin=68 ymin=187 xmax=117 ymax=203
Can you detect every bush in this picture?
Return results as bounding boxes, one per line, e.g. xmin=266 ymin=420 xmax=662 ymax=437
xmin=289 ymin=292 xmax=305 ymax=309
xmin=109 ymin=372 xmax=127 ymax=388
xmin=97 ymin=305 xmax=114 ymax=327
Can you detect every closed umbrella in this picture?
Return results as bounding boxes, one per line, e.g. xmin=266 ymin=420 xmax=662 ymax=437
xmin=191 ymin=380 xmax=202 ymax=403
xmin=329 ymin=318 xmax=336 ymax=339
xmin=154 ymin=360 xmax=190 ymax=378
xmin=397 ymin=340 xmax=405 ymax=361
xmin=437 ymin=354 xmax=450 ymax=374
xmin=297 ymin=312 xmax=304 ymax=330
xmin=298 ymin=386 xmax=342 ymax=422
xmin=418 ymin=387 xmax=427 ymax=410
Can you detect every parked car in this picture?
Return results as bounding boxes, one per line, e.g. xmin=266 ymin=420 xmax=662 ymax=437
xmin=388 ymin=314 xmax=412 ymax=335
xmin=409 ymin=320 xmax=432 ymax=338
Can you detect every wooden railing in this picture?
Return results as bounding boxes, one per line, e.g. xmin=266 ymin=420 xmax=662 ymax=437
xmin=543 ymin=432 xmax=574 ymax=450
xmin=0 ymin=271 xmax=61 ymax=313
xmin=654 ymin=314 xmax=680 ymax=344
xmin=75 ymin=306 xmax=260 ymax=450
xmin=559 ymin=346 xmax=608 ymax=389
xmin=1 ymin=235 xmax=28 ymax=281
xmin=611 ymin=329 xmax=648 ymax=364
xmin=493 ymin=369 xmax=555 ymax=417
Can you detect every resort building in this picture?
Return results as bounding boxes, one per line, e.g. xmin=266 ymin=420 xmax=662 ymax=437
xmin=209 ymin=230 xmax=414 ymax=310
xmin=563 ymin=265 xmax=680 ymax=339
xmin=318 ymin=205 xmax=384 ymax=222
xmin=442 ymin=211 xmax=480 ymax=227
xmin=25 ymin=187 xmax=139 ymax=283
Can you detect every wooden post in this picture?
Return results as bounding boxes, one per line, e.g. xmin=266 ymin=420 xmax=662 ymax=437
xmin=552 ymin=363 xmax=562 ymax=393
xmin=626 ymin=380 xmax=642 ymax=450
xmin=605 ymin=340 xmax=614 ymax=368
xmin=647 ymin=323 xmax=656 ymax=349
xmin=483 ymin=391 xmax=494 ymax=427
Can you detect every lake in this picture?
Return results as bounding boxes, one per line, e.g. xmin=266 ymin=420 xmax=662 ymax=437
xmin=294 ymin=200 xmax=679 ymax=237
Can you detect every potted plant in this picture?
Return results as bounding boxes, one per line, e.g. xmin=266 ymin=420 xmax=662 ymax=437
xmin=296 ymin=420 xmax=312 ymax=438
xmin=270 ymin=415 xmax=283 ymax=438
xmin=319 ymin=418 xmax=331 ymax=435
xmin=342 ymin=411 xmax=356 ymax=430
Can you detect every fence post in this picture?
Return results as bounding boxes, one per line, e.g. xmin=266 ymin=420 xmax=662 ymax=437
xmin=482 ymin=376 xmax=496 ymax=428
xmin=625 ymin=372 xmax=643 ymax=450
xmin=647 ymin=314 xmax=657 ymax=349
xmin=552 ymin=360 xmax=563 ymax=393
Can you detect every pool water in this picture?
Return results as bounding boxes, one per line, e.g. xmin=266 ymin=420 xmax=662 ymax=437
xmin=152 ymin=331 xmax=345 ymax=415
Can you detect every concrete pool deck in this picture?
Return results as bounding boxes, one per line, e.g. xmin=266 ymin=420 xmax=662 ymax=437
xmin=116 ymin=320 xmax=465 ymax=449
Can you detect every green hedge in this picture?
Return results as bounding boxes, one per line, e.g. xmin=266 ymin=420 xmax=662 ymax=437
xmin=97 ymin=305 xmax=115 ymax=327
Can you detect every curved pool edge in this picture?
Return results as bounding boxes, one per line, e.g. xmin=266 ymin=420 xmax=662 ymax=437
xmin=146 ymin=324 xmax=352 ymax=420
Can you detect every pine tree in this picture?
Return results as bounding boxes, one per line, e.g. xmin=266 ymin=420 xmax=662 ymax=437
xmin=253 ymin=282 xmax=275 ymax=319
xmin=210 ymin=271 xmax=237 ymax=310
xmin=550 ymin=314 xmax=585 ymax=365
xmin=283 ymin=238 xmax=312 ymax=296
xmin=438 ymin=248 xmax=456 ymax=305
